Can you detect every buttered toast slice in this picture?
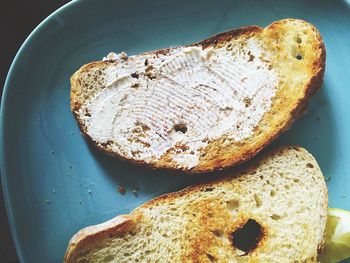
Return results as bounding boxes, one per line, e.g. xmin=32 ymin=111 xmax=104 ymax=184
xmin=64 ymin=146 xmax=328 ymax=263
xmin=71 ymin=19 xmax=325 ymax=173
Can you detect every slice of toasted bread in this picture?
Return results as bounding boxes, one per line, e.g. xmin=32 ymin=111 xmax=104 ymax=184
xmin=71 ymin=19 xmax=325 ymax=173
xmin=64 ymin=146 xmax=328 ymax=263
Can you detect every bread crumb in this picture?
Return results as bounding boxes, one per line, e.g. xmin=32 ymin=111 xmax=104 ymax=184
xmin=118 ymin=186 xmax=126 ymax=195
xmin=45 ymin=199 xmax=51 ymax=204
xmin=132 ymin=189 xmax=138 ymax=196
xmin=52 ymin=189 xmax=56 ymax=193
xmin=325 ymin=176 xmax=331 ymax=182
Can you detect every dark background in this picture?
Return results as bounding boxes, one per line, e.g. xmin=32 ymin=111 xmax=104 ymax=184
xmin=1 ymin=1 xmax=71 ymax=262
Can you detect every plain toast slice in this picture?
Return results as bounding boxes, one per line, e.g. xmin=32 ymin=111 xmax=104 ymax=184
xmin=64 ymin=146 xmax=328 ymax=263
xmin=71 ymin=19 xmax=325 ymax=173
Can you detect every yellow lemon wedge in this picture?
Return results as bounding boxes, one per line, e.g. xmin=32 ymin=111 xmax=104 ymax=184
xmin=318 ymin=208 xmax=350 ymax=263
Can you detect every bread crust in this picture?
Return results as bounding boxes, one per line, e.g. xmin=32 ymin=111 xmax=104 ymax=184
xmin=63 ymin=146 xmax=328 ymax=262
xmin=70 ymin=19 xmax=326 ymax=174
xmin=64 ymin=215 xmax=137 ymax=263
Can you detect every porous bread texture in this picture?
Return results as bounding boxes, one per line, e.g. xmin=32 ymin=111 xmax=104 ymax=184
xmin=64 ymin=146 xmax=328 ymax=263
xmin=70 ymin=19 xmax=325 ymax=173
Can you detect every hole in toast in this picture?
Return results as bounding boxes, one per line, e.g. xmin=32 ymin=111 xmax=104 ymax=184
xmin=247 ymin=51 xmax=255 ymax=62
xmin=131 ymin=72 xmax=139 ymax=79
xmin=270 ymin=214 xmax=282 ymax=220
xmin=253 ymin=194 xmax=263 ymax=208
xmin=226 ymin=199 xmax=240 ymax=213
xmin=291 ymin=46 xmax=304 ymax=60
xmin=294 ymin=35 xmax=302 ymax=44
xmin=231 ymin=219 xmax=264 ymax=254
xmin=131 ymin=83 xmax=140 ymax=89
xmin=243 ymin=97 xmax=252 ymax=107
xmin=306 ymin=163 xmax=314 ymax=168
xmin=173 ymin=123 xmax=187 ymax=133
xmin=270 ymin=189 xmax=277 ymax=197
xmin=212 ymin=229 xmax=224 ymax=237
xmin=293 ymin=178 xmax=300 ymax=183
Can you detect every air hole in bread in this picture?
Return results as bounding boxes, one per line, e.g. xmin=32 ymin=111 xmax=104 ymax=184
xmin=231 ymin=219 xmax=263 ymax=254
xmin=270 ymin=189 xmax=277 ymax=197
xmin=173 ymin=123 xmax=187 ymax=133
xmin=270 ymin=214 xmax=282 ymax=220
xmin=291 ymin=46 xmax=304 ymax=60
xmin=204 ymin=187 xmax=214 ymax=192
xmin=84 ymin=108 xmax=91 ymax=117
xmin=226 ymin=199 xmax=240 ymax=213
xmin=131 ymin=83 xmax=140 ymax=89
xmin=306 ymin=163 xmax=314 ymax=168
xmin=295 ymin=36 xmax=302 ymax=44
xmin=212 ymin=229 xmax=224 ymax=237
xmin=243 ymin=97 xmax=252 ymax=107
xmin=131 ymin=72 xmax=139 ymax=79
xmin=254 ymin=194 xmax=263 ymax=208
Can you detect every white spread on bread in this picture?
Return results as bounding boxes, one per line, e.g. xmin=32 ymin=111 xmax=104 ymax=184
xmin=78 ymin=39 xmax=277 ymax=169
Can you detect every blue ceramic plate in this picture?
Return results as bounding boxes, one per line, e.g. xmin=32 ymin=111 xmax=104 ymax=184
xmin=1 ymin=0 xmax=350 ymax=262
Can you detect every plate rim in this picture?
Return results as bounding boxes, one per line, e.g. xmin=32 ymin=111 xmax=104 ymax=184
xmin=1 ymin=1 xmax=350 ymax=262
xmin=0 ymin=1 xmax=81 ymax=261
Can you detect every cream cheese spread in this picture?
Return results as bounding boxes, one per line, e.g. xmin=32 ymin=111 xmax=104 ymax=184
xmin=78 ymin=39 xmax=277 ymax=169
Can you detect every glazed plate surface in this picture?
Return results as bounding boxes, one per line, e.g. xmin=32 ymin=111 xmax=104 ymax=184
xmin=1 ymin=0 xmax=350 ymax=262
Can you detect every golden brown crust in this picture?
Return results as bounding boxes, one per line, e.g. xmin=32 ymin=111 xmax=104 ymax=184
xmin=70 ymin=19 xmax=326 ymax=174
xmin=64 ymin=214 xmax=139 ymax=263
